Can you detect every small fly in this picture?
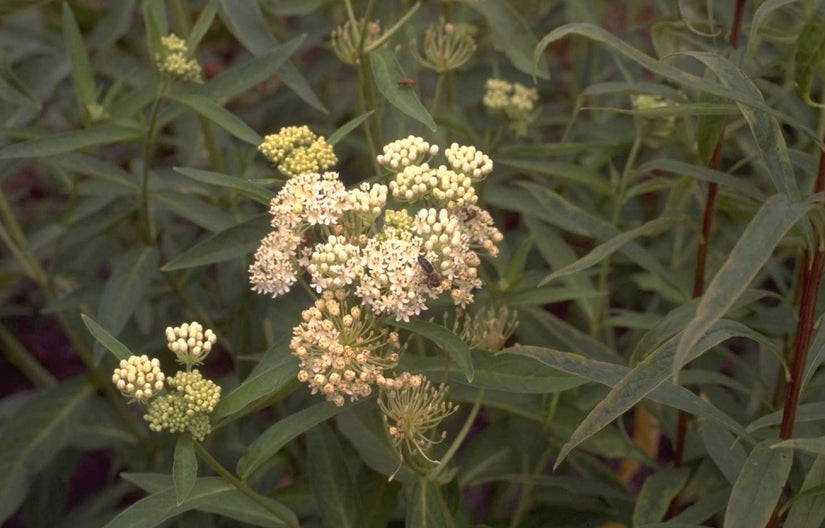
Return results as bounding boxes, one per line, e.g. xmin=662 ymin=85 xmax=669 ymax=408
xmin=397 ymin=78 xmax=416 ymax=88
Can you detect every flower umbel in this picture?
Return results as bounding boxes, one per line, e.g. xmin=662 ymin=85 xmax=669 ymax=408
xmin=458 ymin=305 xmax=518 ymax=352
xmin=258 ymin=126 xmax=337 ymax=178
xmin=154 ymin=33 xmax=202 ymax=83
xmin=483 ymin=78 xmax=539 ymax=136
xmin=112 ymin=355 xmax=165 ymax=401
xmin=165 ymin=321 xmax=217 ymax=368
xmin=331 ymin=18 xmax=382 ymax=65
xmin=378 ymin=376 xmax=458 ymax=474
xmin=411 ymin=18 xmax=477 ymax=73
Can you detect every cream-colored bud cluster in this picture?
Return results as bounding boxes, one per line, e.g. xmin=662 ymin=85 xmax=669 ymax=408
xmin=411 ymin=18 xmax=477 ymax=73
xmin=331 ymin=18 xmax=382 ymax=65
xmin=165 ymin=321 xmax=216 ymax=367
xmin=445 ymin=143 xmax=493 ymax=180
xmin=390 ymin=164 xmax=477 ymax=209
xmin=167 ymin=370 xmax=222 ymax=415
xmin=347 ymin=182 xmax=388 ymax=220
xmin=112 ymin=355 xmax=165 ymax=401
xmin=483 ymin=78 xmax=539 ymax=137
xmin=377 ymin=136 xmax=439 ymax=172
xmin=155 ymin=34 xmax=202 ymax=84
xmin=258 ymin=126 xmax=337 ymax=178
xmin=307 ymin=235 xmax=364 ymax=292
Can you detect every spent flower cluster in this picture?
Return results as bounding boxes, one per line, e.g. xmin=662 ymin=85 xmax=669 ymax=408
xmin=154 ymin=34 xmax=202 ymax=84
xmin=411 ymin=18 xmax=477 ymax=73
xmin=111 ymin=322 xmax=221 ymax=441
xmin=483 ymin=78 xmax=540 ymax=136
xmin=330 ymin=18 xmax=382 ymax=65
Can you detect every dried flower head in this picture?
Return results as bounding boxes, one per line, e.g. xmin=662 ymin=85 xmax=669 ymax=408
xmin=165 ymin=321 xmax=217 ymax=367
xmin=331 ymin=18 xmax=382 ymax=65
xmin=411 ymin=18 xmax=477 ymax=73
xmin=291 ymin=291 xmax=402 ymax=406
xmin=483 ymin=78 xmax=539 ymax=136
xmin=112 ymin=355 xmax=165 ymax=401
xmin=259 ymin=126 xmax=337 ymax=177
xmin=378 ymin=376 xmax=458 ymax=472
xmin=459 ymin=305 xmax=518 ymax=351
xmin=155 ymin=33 xmax=202 ymax=83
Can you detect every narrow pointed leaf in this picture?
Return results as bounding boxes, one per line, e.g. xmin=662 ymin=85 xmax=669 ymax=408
xmin=675 ymin=194 xmax=810 ymax=376
xmin=785 ymin=455 xmax=825 ymax=528
xmin=173 ymin=435 xmax=197 ymax=506
xmin=97 ymin=247 xmax=158 ymax=338
xmin=390 ymin=319 xmax=473 ymax=381
xmin=406 ymin=477 xmax=455 ymax=528
xmin=174 ymin=167 xmax=275 ymax=205
xmin=238 ymin=401 xmax=341 ymax=479
xmin=81 ymin=313 xmax=133 ymax=362
xmin=169 ymin=93 xmax=262 ymax=145
xmin=636 ymin=159 xmax=764 ymax=200
xmin=0 ymin=124 xmax=143 ymax=159
xmin=307 ymin=423 xmax=366 ymax=528
xmin=724 ymin=440 xmax=792 ymax=528
xmin=161 ymin=214 xmax=271 ymax=271
xmin=772 ymin=437 xmax=825 ymax=456
xmin=0 ymin=379 xmax=95 ymax=523
xmin=212 ymin=355 xmax=297 ymax=421
xmin=370 ymin=47 xmax=436 ymax=131
xmin=634 ymin=467 xmax=692 ymax=525
xmin=186 ymin=0 xmax=218 ymax=51
xmin=328 ymin=111 xmax=375 ymax=145
xmin=63 ymin=2 xmax=96 ymax=112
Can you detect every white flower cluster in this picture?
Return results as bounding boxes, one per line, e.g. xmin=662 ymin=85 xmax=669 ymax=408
xmin=165 ymin=321 xmax=217 ymax=367
xmin=249 ymin=136 xmax=503 ymax=406
xmin=112 ymin=355 xmax=165 ymax=401
xmin=377 ymin=135 xmax=439 ymax=171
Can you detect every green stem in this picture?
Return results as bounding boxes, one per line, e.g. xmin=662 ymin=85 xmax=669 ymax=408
xmin=194 ymin=441 xmax=300 ymax=528
xmin=140 ymin=79 xmax=169 ymax=245
xmin=0 ymin=322 xmax=56 ymax=388
xmin=364 ymin=1 xmax=422 ymax=53
xmin=431 ymin=387 xmax=484 ymax=481
xmin=430 ymin=72 xmax=446 ymax=116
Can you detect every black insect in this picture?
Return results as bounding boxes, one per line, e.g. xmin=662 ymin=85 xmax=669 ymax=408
xmin=417 ymin=255 xmax=442 ymax=288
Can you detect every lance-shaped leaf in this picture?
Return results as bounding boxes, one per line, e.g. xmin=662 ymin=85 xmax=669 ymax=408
xmin=370 ymin=47 xmax=437 ymax=131
xmin=724 ymin=440 xmax=792 ymax=528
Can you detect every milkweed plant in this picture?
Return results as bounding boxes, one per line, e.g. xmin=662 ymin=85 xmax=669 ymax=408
xmin=4 ymin=1 xmax=825 ymax=527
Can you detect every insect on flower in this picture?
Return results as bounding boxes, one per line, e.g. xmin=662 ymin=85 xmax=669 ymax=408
xmin=397 ymin=78 xmax=416 ymax=88
xmin=417 ymin=255 xmax=442 ymax=288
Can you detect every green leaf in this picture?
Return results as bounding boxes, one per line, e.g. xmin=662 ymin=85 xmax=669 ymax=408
xmin=634 ymin=467 xmax=692 ymax=525
xmin=701 ymin=420 xmax=747 ymax=484
xmin=212 ymin=355 xmax=297 ymax=421
xmin=458 ymin=0 xmax=549 ymax=79
xmin=369 ymin=47 xmax=436 ymax=132
xmin=785 ymin=455 xmax=825 ymax=528
xmin=168 ymin=93 xmax=263 ymax=145
xmin=403 ymin=352 xmax=585 ymax=394
xmin=497 ymin=158 xmax=611 ymax=195
xmin=749 ymin=0 xmax=798 ymax=58
xmin=161 ymin=214 xmax=271 ymax=271
xmin=97 ymin=247 xmax=158 ymax=339
xmin=217 ymin=0 xmax=326 ymax=113
xmin=507 ymin=345 xmax=748 ymax=440
xmin=532 ymin=23 xmax=821 ymax=147
xmin=405 ymin=477 xmax=455 ymax=528
xmin=539 ymin=216 xmax=683 ymax=286
xmin=675 ymin=195 xmax=810 ymax=375
xmin=636 ymin=159 xmax=764 ymax=201
xmin=173 ymin=435 xmax=197 ymax=506
xmin=81 ymin=313 xmax=133 ymax=362
xmin=307 ymin=423 xmax=366 ymax=528
xmin=746 ymin=402 xmax=825 ymax=433
xmin=198 ymin=35 xmax=306 ymax=101
xmin=0 ymin=124 xmax=143 ymax=159
xmin=153 ymin=191 xmax=235 ymax=233
xmin=186 ymin=0 xmax=218 ymax=51
xmin=554 ymin=319 xmax=765 ymax=465
xmin=389 ymin=319 xmax=473 ymax=382
xmin=794 ymin=1 xmax=825 ymax=107
xmin=328 ymin=111 xmax=375 ymax=146
xmin=45 ymin=152 xmax=136 ymax=189
xmin=0 ymin=379 xmax=95 ymax=523
xmin=724 ymin=440 xmax=792 ymax=528
xmin=174 ymin=167 xmax=275 ymax=205
xmin=0 ymin=62 xmax=41 ymax=109
xmin=62 ymin=2 xmax=96 ymax=120
xmin=238 ymin=401 xmax=342 ymax=479
xmin=104 ymin=476 xmax=297 ymax=528
xmin=772 ymin=437 xmax=825 ymax=456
